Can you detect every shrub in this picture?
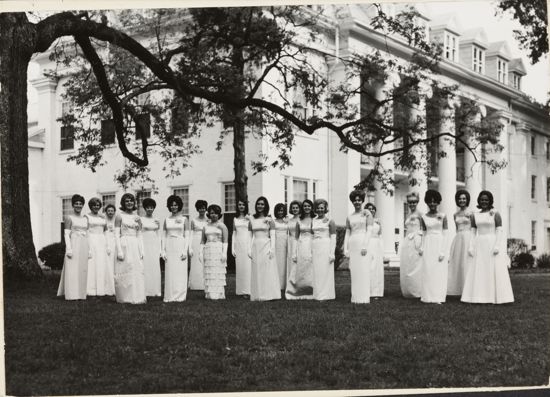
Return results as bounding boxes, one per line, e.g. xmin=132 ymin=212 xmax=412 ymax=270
xmin=334 ymin=225 xmax=347 ymax=270
xmin=37 ymin=242 xmax=65 ymax=270
xmin=507 ymin=238 xmax=528 ymax=262
xmin=511 ymin=252 xmax=535 ymax=269
xmin=536 ymin=253 xmax=550 ymax=269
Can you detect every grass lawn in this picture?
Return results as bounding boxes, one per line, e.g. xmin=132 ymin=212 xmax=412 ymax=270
xmin=4 ymin=270 xmax=550 ymax=395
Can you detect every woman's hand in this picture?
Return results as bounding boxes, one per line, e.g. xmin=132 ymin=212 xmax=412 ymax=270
xmin=66 ymin=250 xmax=73 ymax=259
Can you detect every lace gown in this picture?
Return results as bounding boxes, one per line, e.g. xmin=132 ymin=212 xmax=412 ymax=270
xmin=163 ymin=216 xmax=188 ymax=302
xmin=249 ymin=217 xmax=281 ymax=301
xmin=285 ymin=218 xmax=314 ymax=300
xmin=447 ymin=213 xmax=473 ymax=296
xmin=461 ymin=212 xmax=514 ymax=304
xmin=189 ymin=217 xmax=208 ymax=290
xmin=399 ymin=213 xmax=423 ymax=298
xmin=114 ymin=213 xmax=146 ymax=304
xmin=234 ymin=217 xmax=251 ymax=295
xmin=57 ymin=214 xmax=89 ymax=300
xmin=274 ymin=219 xmax=288 ymax=290
xmin=347 ymin=212 xmax=370 ymax=303
xmin=368 ymin=219 xmax=384 ymax=297
xmin=141 ymin=216 xmax=161 ymax=297
xmin=312 ymin=217 xmax=335 ymax=301
xmin=87 ymin=214 xmax=114 ymax=296
xmin=203 ymin=223 xmax=226 ymax=300
xmin=420 ymin=214 xmax=448 ymax=303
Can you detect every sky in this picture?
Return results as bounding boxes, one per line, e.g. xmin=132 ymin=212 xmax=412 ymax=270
xmin=21 ymin=0 xmax=550 ymax=107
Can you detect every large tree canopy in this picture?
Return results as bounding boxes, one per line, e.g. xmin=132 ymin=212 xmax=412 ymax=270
xmin=1 ymin=5 xmax=504 ymax=279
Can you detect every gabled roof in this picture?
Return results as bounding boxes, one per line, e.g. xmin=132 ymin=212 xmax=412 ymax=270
xmin=429 ymin=13 xmax=461 ymax=35
xmin=460 ymin=28 xmax=489 ymax=49
xmin=486 ymin=41 xmax=512 ymax=60
xmin=509 ymin=58 xmax=527 ymax=75
xmin=28 ymin=127 xmax=45 ymax=144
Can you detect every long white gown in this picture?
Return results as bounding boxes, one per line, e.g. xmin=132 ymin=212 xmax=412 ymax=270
xmin=447 ymin=212 xmax=472 ymax=296
xmin=57 ymin=214 xmax=89 ymax=300
xmin=285 ymin=218 xmax=314 ymax=300
xmin=234 ymin=217 xmax=251 ymax=295
xmin=368 ymin=219 xmax=384 ymax=297
xmin=163 ymin=216 xmax=188 ymax=302
xmin=203 ymin=223 xmax=226 ymax=300
xmin=420 ymin=214 xmax=448 ymax=303
xmin=141 ymin=216 xmax=161 ymax=297
xmin=274 ymin=219 xmax=288 ymax=290
xmin=114 ymin=213 xmax=146 ymax=304
xmin=399 ymin=213 xmax=423 ymax=298
xmin=312 ymin=217 xmax=335 ymax=301
xmin=347 ymin=212 xmax=370 ymax=304
xmin=461 ymin=211 xmax=514 ymax=304
xmin=105 ymin=217 xmax=116 ymax=293
xmin=249 ymin=217 xmax=281 ymax=301
xmin=87 ymin=214 xmax=114 ymax=296
xmin=189 ymin=217 xmax=208 ymax=290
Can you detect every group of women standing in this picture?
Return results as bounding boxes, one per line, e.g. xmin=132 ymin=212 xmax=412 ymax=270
xmin=57 ymin=187 xmax=514 ymax=305
xmin=399 ymin=189 xmax=514 ymax=305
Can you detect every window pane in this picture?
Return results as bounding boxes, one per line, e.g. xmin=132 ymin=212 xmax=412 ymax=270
xmin=293 ymin=179 xmax=308 ymax=202
xmin=136 ymin=190 xmax=152 ymax=216
xmin=173 ymin=187 xmax=189 ymax=217
xmin=135 ymin=113 xmax=151 ymax=139
xmin=60 ymin=126 xmax=74 ymax=150
xmin=101 ymin=119 xmax=115 ymax=145
xmin=531 ymin=175 xmax=536 ymax=199
xmin=62 ymin=197 xmax=73 ymax=220
xmin=102 ymin=194 xmax=116 ymax=211
xmin=224 ymin=183 xmax=236 ymax=212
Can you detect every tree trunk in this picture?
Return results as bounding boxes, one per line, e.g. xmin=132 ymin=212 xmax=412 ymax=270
xmin=0 ymin=13 xmax=43 ymax=279
xmin=232 ymin=110 xmax=248 ymax=208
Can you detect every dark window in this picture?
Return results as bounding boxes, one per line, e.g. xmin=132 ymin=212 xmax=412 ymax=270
xmin=171 ymin=98 xmax=189 ymax=136
xmin=101 ymin=119 xmax=115 ymax=145
xmin=135 ymin=113 xmax=150 ymax=140
xmin=60 ymin=126 xmax=74 ymax=151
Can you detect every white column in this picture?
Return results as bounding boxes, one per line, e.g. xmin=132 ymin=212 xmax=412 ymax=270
xmin=463 ymin=104 xmax=486 ymax=204
xmin=437 ymin=97 xmax=457 ymax=222
xmin=31 ymin=76 xmax=59 ymax=247
xmin=485 ymin=111 xmax=511 ymax=241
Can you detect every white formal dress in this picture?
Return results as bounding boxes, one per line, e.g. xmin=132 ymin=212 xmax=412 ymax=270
xmin=234 ymin=217 xmax=251 ymax=295
xmin=368 ymin=219 xmax=384 ymax=297
xmin=447 ymin=212 xmax=473 ymax=296
xmin=163 ymin=216 xmax=188 ymax=302
xmin=285 ymin=218 xmax=314 ymax=300
xmin=420 ymin=214 xmax=448 ymax=304
xmin=274 ymin=219 xmax=288 ymax=290
xmin=189 ymin=217 xmax=208 ymax=290
xmin=87 ymin=214 xmax=114 ymax=296
xmin=249 ymin=217 xmax=281 ymax=301
xmin=141 ymin=216 xmax=161 ymax=297
xmin=347 ymin=212 xmax=370 ymax=304
xmin=399 ymin=213 xmax=423 ymax=298
xmin=57 ymin=214 xmax=89 ymax=300
xmin=311 ymin=217 xmax=335 ymax=301
xmin=203 ymin=223 xmax=226 ymax=300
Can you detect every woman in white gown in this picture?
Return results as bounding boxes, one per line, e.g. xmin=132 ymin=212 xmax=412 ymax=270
xmin=86 ymin=197 xmax=114 ymax=296
xmin=273 ymin=203 xmax=288 ymax=291
xmin=200 ymin=204 xmax=228 ymax=299
xmin=420 ymin=189 xmax=449 ymax=304
xmin=447 ymin=190 xmax=473 ymax=296
xmin=311 ymin=199 xmax=336 ymax=301
xmin=232 ymin=199 xmax=251 ymax=297
xmin=365 ymin=203 xmax=384 ymax=298
xmin=57 ymin=194 xmax=89 ymax=300
xmin=399 ymin=192 xmax=423 ymax=298
xmin=162 ymin=195 xmax=189 ymax=302
xmin=188 ymin=200 xmax=208 ymax=290
xmin=461 ymin=191 xmax=514 ymax=304
xmin=141 ymin=198 xmax=161 ymax=297
xmin=114 ymin=193 xmax=146 ymax=304
xmin=248 ymin=196 xmax=281 ymax=301
xmin=104 ymin=204 xmax=117 ymax=294
xmin=343 ymin=190 xmax=372 ymax=304
xmin=288 ymin=200 xmax=314 ymax=299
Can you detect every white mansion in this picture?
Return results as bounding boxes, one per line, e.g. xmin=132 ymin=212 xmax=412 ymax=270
xmin=27 ymin=4 xmax=550 ymax=264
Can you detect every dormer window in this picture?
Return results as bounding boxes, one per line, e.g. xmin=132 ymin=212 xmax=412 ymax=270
xmin=444 ymin=32 xmax=459 ymax=62
xmin=512 ymin=73 xmax=521 ymax=89
xmin=472 ymin=46 xmax=485 ymax=74
xmin=497 ymin=59 xmax=508 ymax=84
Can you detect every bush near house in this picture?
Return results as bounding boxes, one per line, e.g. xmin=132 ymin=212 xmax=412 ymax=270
xmin=37 ymin=242 xmax=65 ymax=270
xmin=512 ymin=252 xmax=535 ymax=269
xmin=334 ymin=225 xmax=346 ymax=270
xmin=507 ymin=238 xmax=528 ymax=264
xmin=536 ymin=253 xmax=550 ymax=269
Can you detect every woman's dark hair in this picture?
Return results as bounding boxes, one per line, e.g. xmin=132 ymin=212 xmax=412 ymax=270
xmin=300 ymin=199 xmax=314 ymax=219
xmin=288 ymin=200 xmax=301 ymax=216
xmin=88 ymin=197 xmax=101 ymax=210
xmin=119 ymin=193 xmax=137 ymax=211
xmin=207 ymin=204 xmax=222 ymax=217
xmin=349 ymin=189 xmax=366 ymax=203
xmin=476 ymin=190 xmax=494 ymax=209
xmin=424 ymin=189 xmax=442 ymax=205
xmin=253 ymin=196 xmax=270 ymax=218
xmin=236 ymin=199 xmax=249 ymax=216
xmin=166 ymin=195 xmax=183 ymax=212
xmin=71 ymin=194 xmax=85 ymax=206
xmin=195 ymin=199 xmax=208 ymax=211
xmin=274 ymin=203 xmax=287 ymax=219
xmin=314 ymin=199 xmax=329 ymax=214
xmin=142 ymin=198 xmax=156 ymax=209
xmin=454 ymin=189 xmax=470 ymax=207
xmin=104 ymin=204 xmax=116 ymax=213
xmin=365 ymin=202 xmax=377 ymax=214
